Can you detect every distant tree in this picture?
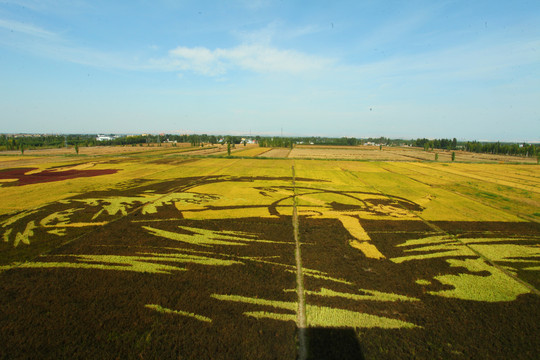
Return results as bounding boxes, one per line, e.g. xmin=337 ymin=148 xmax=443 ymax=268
xmin=75 ymin=143 xmax=79 ymax=155
xmin=424 ymin=143 xmax=429 ymax=152
xmin=435 ymin=153 xmax=438 ymax=161
xmin=451 ymin=138 xmax=457 ymax=150
xmin=379 ymin=144 xmax=382 ymax=151
xmin=244 ymin=140 xmax=247 ymax=147
xmin=451 ymin=152 xmax=456 ymax=161
xmin=227 ymin=142 xmax=231 ymax=156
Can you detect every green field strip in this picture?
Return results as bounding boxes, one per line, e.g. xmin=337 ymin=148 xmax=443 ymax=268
xmin=302 ymin=287 xmax=420 ymax=302
xmin=211 ymin=293 xmax=419 ymax=329
xmin=145 ymin=304 xmax=212 ymax=323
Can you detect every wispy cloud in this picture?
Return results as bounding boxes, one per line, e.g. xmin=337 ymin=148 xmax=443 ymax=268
xmin=0 ymin=16 xmax=334 ymax=76
xmin=0 ymin=18 xmax=57 ymax=39
xmin=153 ymin=43 xmax=334 ymax=76
xmin=0 ymin=17 xmax=150 ymax=70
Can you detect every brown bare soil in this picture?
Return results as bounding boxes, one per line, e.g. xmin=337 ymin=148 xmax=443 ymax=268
xmin=0 ymin=167 xmax=118 ymax=186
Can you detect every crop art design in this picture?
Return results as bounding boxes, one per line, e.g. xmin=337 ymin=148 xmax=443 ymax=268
xmin=2 ymin=174 xmax=538 ymax=304
xmin=391 ymin=234 xmax=537 ymax=301
xmin=0 ymin=160 xmax=539 ymax=359
xmin=173 ymin=181 xmax=423 ymax=260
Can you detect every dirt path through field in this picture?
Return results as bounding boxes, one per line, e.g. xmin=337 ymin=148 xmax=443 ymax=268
xmin=292 ymin=164 xmax=308 ymax=359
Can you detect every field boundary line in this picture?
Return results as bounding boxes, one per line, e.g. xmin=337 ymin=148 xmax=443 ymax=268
xmin=292 ymin=164 xmax=308 ymax=360
xmin=341 ymin=167 xmax=540 ymax=297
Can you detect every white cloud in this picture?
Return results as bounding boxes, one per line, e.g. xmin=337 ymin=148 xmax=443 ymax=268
xmin=162 ymin=44 xmax=334 ymax=76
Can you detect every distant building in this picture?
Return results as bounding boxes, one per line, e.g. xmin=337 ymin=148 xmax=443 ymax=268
xmin=96 ymin=135 xmax=114 ymax=141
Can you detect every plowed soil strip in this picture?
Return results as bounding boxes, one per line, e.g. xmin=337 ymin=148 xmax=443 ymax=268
xmin=292 ymin=164 xmax=307 ymax=360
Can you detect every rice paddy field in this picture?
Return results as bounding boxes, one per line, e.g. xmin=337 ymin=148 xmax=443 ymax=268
xmin=0 ymin=146 xmax=538 ymax=359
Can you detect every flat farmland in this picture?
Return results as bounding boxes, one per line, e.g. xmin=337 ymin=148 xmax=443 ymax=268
xmin=0 ymin=152 xmax=538 ymax=359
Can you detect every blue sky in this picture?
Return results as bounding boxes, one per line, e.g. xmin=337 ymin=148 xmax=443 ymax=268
xmin=0 ymin=0 xmax=539 ymax=141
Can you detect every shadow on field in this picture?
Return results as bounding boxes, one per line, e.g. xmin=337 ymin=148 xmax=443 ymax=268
xmin=305 ymin=327 xmax=365 ymax=360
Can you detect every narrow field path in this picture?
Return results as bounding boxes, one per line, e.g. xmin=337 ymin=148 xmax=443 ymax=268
xmin=292 ymin=164 xmax=308 ymax=360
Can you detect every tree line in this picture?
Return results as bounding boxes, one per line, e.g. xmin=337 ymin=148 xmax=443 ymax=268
xmin=464 ymin=141 xmax=537 ymax=157
xmin=1 ymin=134 xmax=538 ymax=158
xmin=0 ymin=134 xmax=244 ymax=150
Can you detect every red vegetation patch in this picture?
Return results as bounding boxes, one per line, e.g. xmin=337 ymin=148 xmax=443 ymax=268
xmin=0 ymin=167 xmax=118 ymax=186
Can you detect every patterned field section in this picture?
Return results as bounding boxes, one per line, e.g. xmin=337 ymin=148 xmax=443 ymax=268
xmin=0 ymin=156 xmax=218 ymax=214
xmin=381 ymin=162 xmax=540 ymax=221
xmin=342 ymin=161 xmax=540 ymax=290
xmin=294 ymin=161 xmax=540 ymax=359
xmin=0 ymin=159 xmax=311 ymax=358
xmin=0 ymin=158 xmax=233 ymax=265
